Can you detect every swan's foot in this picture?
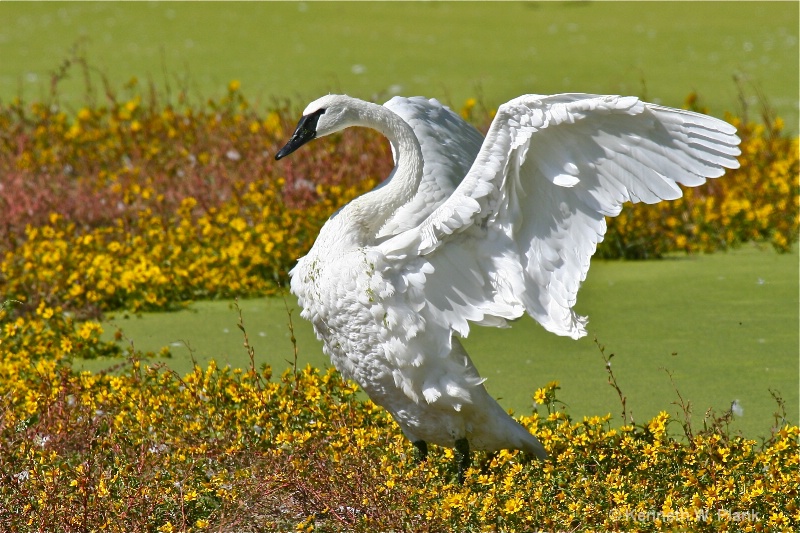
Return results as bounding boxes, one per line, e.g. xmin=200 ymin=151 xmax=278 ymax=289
xmin=412 ymin=439 xmax=428 ymax=463
xmin=520 ymin=451 xmax=536 ymax=464
xmin=454 ymin=437 xmax=471 ymax=484
xmin=480 ymin=451 xmax=498 ymax=475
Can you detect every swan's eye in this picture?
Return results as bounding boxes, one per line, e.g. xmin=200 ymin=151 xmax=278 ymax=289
xmin=275 ymin=108 xmax=326 ymax=160
xmin=295 ymin=108 xmax=326 ymax=137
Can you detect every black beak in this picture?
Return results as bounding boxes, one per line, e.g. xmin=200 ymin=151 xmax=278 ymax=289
xmin=275 ymin=108 xmax=326 ymax=160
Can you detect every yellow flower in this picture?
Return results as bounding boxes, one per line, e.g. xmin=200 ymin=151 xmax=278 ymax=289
xmin=504 ymin=496 xmax=523 ymax=515
xmin=647 ymin=411 xmax=669 ymax=437
xmin=533 ymin=388 xmax=547 ymax=405
xmin=717 ymin=446 xmax=731 ymax=462
xmin=97 ymin=478 xmax=109 ymax=498
xmin=769 ymin=512 xmax=788 ymax=527
xmin=612 ymin=490 xmax=628 ymax=504
xmin=125 ymin=96 xmax=140 ymax=113
xmin=60 ymin=338 xmax=73 ymax=353
xmin=77 ymin=322 xmax=99 ymax=340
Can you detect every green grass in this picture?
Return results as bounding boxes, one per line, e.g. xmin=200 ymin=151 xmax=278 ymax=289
xmin=84 ymin=244 xmax=799 ymax=440
xmin=1 ymin=2 xmax=797 ymax=128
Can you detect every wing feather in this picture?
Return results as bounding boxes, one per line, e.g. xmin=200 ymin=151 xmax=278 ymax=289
xmin=378 ymin=97 xmax=484 ymax=238
xmin=380 ymin=93 xmax=741 ymax=340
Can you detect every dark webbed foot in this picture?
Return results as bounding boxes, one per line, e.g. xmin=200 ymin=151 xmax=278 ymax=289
xmin=480 ymin=451 xmax=499 ymax=475
xmin=454 ymin=437 xmax=471 ymax=484
xmin=412 ymin=439 xmax=428 ymax=463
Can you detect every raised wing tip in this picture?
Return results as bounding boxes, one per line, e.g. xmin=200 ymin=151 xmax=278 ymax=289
xmin=719 ymin=121 xmax=739 ymax=136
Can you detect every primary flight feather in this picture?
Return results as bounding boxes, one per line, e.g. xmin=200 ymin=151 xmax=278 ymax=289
xmin=275 ymin=93 xmax=740 ymax=479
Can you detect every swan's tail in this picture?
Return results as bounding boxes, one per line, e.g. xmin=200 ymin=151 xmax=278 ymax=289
xmin=468 ymin=385 xmax=549 ymax=459
xmin=496 ymin=403 xmax=548 ymax=459
xmin=521 ymin=430 xmax=548 ymax=460
xmin=452 ymin=338 xmax=549 ymax=459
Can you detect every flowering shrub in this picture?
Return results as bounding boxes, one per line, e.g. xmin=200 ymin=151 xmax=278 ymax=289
xmin=0 ymin=80 xmax=385 ymax=317
xmin=1 ymin=320 xmax=797 ymax=532
xmin=0 ymin=78 xmax=391 ymax=242
xmin=1 ymin=84 xmax=798 ymax=319
xmin=1 ymin=178 xmax=375 ymax=317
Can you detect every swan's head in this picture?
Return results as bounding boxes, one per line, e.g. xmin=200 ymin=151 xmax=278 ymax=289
xmin=275 ymin=94 xmax=360 ymax=160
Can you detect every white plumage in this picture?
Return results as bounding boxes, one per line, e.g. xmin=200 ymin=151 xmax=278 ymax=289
xmin=275 ymin=93 xmax=741 ymax=470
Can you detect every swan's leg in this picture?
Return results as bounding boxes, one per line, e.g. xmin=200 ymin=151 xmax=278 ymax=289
xmin=412 ymin=439 xmax=428 ymax=463
xmin=455 ymin=437 xmax=471 ymax=484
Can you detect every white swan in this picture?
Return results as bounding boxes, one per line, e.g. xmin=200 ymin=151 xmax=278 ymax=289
xmin=275 ymin=93 xmax=740 ymax=479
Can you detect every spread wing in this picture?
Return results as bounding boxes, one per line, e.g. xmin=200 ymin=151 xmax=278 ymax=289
xmin=378 ymin=96 xmax=484 ymax=237
xmin=379 ymin=93 xmax=741 ymax=340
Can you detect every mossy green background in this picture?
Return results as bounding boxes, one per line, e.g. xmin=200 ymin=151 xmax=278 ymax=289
xmin=90 ymin=245 xmax=799 ymax=440
xmin=1 ymin=2 xmax=797 ymax=129
xmin=2 ymin=1 xmax=796 ymax=438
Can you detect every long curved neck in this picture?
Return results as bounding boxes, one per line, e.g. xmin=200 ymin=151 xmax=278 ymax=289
xmin=344 ymin=101 xmax=423 ymax=240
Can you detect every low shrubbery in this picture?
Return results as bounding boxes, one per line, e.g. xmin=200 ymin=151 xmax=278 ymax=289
xmin=0 ymin=78 xmax=388 ymax=318
xmin=0 ymin=80 xmax=797 ymax=320
xmin=1 ymin=308 xmax=797 ymax=532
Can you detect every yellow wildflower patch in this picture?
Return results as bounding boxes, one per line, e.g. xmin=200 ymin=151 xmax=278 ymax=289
xmin=1 ymin=317 xmax=796 ymax=531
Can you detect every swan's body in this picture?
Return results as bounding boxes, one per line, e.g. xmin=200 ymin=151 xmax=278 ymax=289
xmin=276 ymin=93 xmax=740 ymax=471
